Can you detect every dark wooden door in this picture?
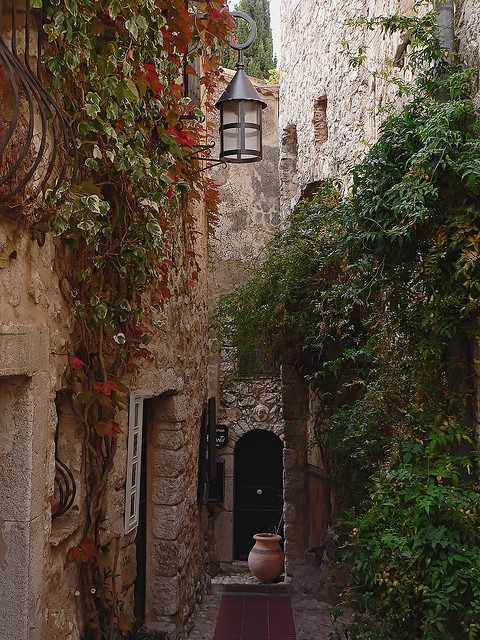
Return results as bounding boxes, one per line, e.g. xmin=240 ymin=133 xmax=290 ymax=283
xmin=234 ymin=430 xmax=284 ymax=560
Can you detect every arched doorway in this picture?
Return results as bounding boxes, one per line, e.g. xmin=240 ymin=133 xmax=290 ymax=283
xmin=234 ymin=429 xmax=284 ymax=560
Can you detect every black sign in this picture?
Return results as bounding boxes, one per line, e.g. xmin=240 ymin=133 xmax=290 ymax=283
xmin=216 ymin=425 xmax=228 ymax=449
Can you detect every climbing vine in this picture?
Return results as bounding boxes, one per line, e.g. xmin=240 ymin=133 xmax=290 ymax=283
xmin=33 ymin=1 xmax=233 ymax=638
xmin=216 ymin=5 xmax=480 ymax=639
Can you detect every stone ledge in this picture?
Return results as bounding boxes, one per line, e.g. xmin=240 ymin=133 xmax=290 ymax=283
xmin=0 ymin=324 xmax=49 ymax=377
xmin=49 ymin=512 xmax=83 ymax=547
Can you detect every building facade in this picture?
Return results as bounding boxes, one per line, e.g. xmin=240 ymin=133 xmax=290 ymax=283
xmin=0 ymin=4 xmax=215 ymax=639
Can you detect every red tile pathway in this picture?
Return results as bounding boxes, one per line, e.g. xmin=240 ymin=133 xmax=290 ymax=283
xmin=213 ymin=584 xmax=297 ymax=640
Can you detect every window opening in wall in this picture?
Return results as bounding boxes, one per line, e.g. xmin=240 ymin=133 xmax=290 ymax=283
xmin=125 ymin=390 xmax=153 ymax=534
xmin=281 ymin=123 xmax=298 ymax=157
xmin=300 ymin=180 xmax=323 ymax=202
xmin=280 ymin=124 xmax=299 ymax=203
xmin=313 ymin=96 xmax=328 ymax=147
xmin=52 ymin=391 xmax=76 ymax=520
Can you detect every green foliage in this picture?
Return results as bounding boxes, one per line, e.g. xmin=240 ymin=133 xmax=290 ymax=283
xmin=214 ymin=180 xmax=344 ymax=372
xmin=221 ymin=0 xmax=275 ymax=79
xmin=40 ymin=2 xmax=233 ymax=637
xmin=215 ymin=5 xmax=480 ymax=639
xmin=345 ymin=430 xmax=480 ymax=640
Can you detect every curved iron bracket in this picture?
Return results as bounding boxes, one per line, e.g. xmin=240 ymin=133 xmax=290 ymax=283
xmin=0 ymin=1 xmax=78 ymax=215
xmin=184 ymin=141 xmax=227 ymax=174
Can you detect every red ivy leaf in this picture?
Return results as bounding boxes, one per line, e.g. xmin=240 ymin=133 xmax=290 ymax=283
xmin=67 ymin=538 xmax=96 ymax=563
xmin=94 ymin=420 xmax=123 ymax=437
xmin=185 ymin=64 xmax=198 ymax=76
xmin=71 ymin=357 xmax=85 ymax=371
xmin=81 ymin=538 xmax=97 ymax=559
xmin=93 ymin=380 xmax=118 ymax=396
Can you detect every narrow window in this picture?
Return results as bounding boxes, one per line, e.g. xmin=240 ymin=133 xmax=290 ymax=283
xmin=313 ymin=96 xmax=328 ymax=147
xmin=280 ymin=124 xmax=299 ymax=205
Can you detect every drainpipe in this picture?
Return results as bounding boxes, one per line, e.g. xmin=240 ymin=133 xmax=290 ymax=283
xmin=434 ymin=0 xmax=455 ymax=58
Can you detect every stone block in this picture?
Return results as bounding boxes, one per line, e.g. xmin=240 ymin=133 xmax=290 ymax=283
xmin=222 ymin=452 xmax=234 ymax=479
xmin=151 ymin=428 xmax=185 ymax=451
xmin=152 ymin=540 xmax=179 ymax=577
xmin=153 ymin=448 xmax=187 ymax=478
xmin=0 ymin=374 xmax=51 ymax=523
xmin=150 ymin=575 xmax=180 ymax=617
xmin=119 ymin=544 xmax=137 ymax=589
xmin=151 ymin=394 xmax=188 ymax=423
xmin=152 ymin=476 xmax=185 ymax=506
xmin=0 ymin=324 xmax=49 ymax=377
xmin=213 ymin=509 xmax=233 ymax=563
xmin=152 ymin=504 xmax=184 ymax=540
xmin=225 ymin=407 xmax=242 ymax=421
xmin=0 ymin=514 xmax=45 ymax=640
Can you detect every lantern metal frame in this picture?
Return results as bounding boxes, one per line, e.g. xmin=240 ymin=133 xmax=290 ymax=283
xmin=186 ymin=11 xmax=267 ymax=172
xmin=215 ymin=11 xmax=267 ymax=164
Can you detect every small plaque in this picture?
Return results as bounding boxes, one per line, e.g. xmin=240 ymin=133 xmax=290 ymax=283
xmin=215 ymin=424 xmax=228 ymax=449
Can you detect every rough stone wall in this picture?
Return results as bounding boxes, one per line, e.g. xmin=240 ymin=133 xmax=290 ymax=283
xmin=279 ymin=0 xmax=480 ymax=214
xmin=0 ymin=51 xmax=210 ymax=640
xmin=208 ymin=69 xmax=280 ymax=304
xmin=456 ymin=0 xmax=480 ymax=106
xmin=279 ymin=0 xmax=417 ymax=214
xmin=131 ymin=200 xmax=211 ymax=638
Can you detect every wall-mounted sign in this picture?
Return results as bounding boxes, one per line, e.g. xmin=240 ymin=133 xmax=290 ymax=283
xmin=216 ymin=425 xmax=228 ymax=449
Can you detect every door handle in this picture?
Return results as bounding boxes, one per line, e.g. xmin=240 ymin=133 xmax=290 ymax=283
xmin=256 ymin=488 xmax=263 ymax=495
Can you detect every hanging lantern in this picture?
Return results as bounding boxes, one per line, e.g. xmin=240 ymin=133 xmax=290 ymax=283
xmin=215 ymin=12 xmax=267 ymax=164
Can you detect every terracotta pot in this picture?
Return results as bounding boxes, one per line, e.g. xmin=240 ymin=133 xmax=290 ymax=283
xmin=247 ymin=533 xmax=284 ymax=582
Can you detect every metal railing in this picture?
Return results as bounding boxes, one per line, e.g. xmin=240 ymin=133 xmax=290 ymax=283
xmin=0 ymin=0 xmax=77 ymax=212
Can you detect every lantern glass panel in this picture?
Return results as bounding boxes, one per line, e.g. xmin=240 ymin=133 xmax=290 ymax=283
xmin=222 ymin=100 xmax=240 ymax=125
xmin=245 ymin=102 xmax=261 ymax=125
xmin=245 ymin=126 xmax=260 ymax=152
xmin=223 ymin=127 xmax=240 ymax=152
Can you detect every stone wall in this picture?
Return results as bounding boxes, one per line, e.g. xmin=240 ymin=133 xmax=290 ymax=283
xmin=456 ymin=0 xmax=480 ymax=106
xmin=279 ymin=0 xmax=421 ymax=214
xmin=0 ymin=32 xmax=211 ymax=640
xmin=279 ymin=0 xmax=480 ymax=214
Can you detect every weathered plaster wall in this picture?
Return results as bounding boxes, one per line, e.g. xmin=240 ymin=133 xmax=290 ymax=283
xmin=209 ymin=70 xmax=280 ymax=304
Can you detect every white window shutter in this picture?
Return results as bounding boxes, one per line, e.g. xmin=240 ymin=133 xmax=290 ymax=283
xmin=124 ymin=390 xmax=153 ymax=534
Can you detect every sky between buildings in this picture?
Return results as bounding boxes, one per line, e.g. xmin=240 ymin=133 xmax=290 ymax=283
xmin=228 ymin=0 xmax=282 ymax=63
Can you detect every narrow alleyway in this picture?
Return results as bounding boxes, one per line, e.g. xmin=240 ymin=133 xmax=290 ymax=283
xmin=187 ymin=568 xmax=335 ymax=640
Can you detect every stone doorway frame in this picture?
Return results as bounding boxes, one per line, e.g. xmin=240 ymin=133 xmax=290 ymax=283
xmin=0 ymin=324 xmax=51 ymax=640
